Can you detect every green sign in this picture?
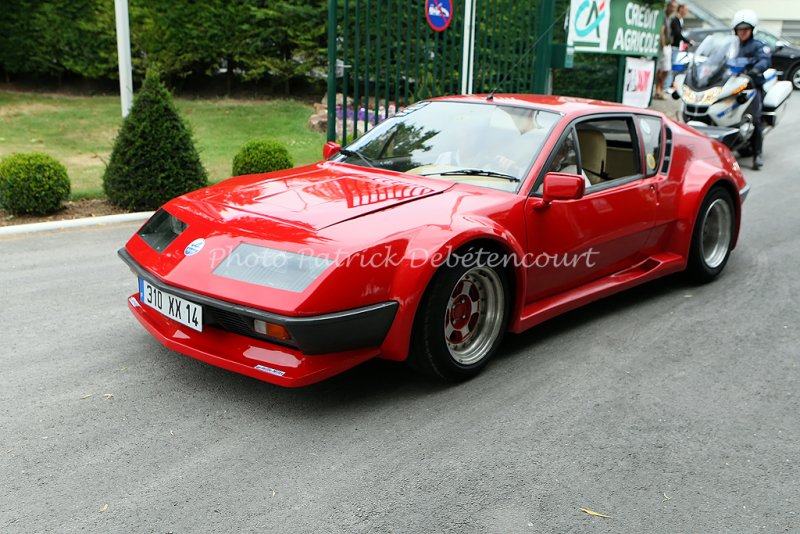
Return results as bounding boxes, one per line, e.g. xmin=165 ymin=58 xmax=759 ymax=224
xmin=567 ymin=0 xmax=664 ymax=57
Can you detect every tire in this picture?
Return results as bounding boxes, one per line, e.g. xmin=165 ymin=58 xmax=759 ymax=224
xmin=737 ymin=145 xmax=754 ymax=158
xmin=685 ymin=187 xmax=736 ymax=283
xmin=409 ymin=249 xmax=510 ymax=381
xmin=790 ymin=64 xmax=800 ymax=91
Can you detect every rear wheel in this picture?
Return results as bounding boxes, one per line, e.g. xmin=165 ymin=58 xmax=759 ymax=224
xmin=686 ymin=187 xmax=736 ymax=283
xmin=409 ymin=249 xmax=510 ymax=381
xmin=790 ymin=64 xmax=800 ymax=91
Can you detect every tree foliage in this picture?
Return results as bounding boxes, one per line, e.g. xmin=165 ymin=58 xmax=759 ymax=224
xmin=0 ymin=0 xmax=327 ymax=93
xmin=103 ymin=71 xmax=208 ymax=210
xmin=0 ymin=0 xmax=665 ymax=95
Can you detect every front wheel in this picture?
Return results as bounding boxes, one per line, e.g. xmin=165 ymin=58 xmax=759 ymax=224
xmin=686 ymin=187 xmax=736 ymax=283
xmin=409 ymin=250 xmax=510 ymax=381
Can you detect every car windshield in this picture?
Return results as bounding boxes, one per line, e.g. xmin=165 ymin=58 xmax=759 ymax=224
xmin=332 ymin=101 xmax=561 ymax=192
xmin=688 ymin=34 xmax=740 ymax=90
xmin=755 ymin=30 xmax=778 ymax=48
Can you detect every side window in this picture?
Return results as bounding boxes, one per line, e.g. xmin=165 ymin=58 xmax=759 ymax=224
xmin=638 ymin=116 xmax=663 ymax=177
xmin=547 ymin=129 xmax=579 ymax=175
xmin=535 ymin=129 xmax=580 ymax=194
xmin=575 ymin=117 xmax=641 ymax=185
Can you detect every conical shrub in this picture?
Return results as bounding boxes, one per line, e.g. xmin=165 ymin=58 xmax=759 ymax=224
xmin=103 ymin=72 xmax=208 ymax=210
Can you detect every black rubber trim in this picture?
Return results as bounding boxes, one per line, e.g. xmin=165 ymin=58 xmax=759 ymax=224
xmin=119 ymin=248 xmax=398 ymax=355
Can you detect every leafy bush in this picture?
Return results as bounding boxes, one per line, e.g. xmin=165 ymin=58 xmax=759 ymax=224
xmin=232 ymin=139 xmax=294 ymax=176
xmin=0 ymin=153 xmax=70 ymax=215
xmin=103 ymin=71 xmax=208 ymax=210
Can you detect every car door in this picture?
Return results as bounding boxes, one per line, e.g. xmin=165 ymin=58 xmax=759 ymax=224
xmin=523 ymin=114 xmax=658 ymax=303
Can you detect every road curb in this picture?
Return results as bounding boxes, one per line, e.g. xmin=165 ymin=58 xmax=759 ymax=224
xmin=0 ymin=211 xmax=153 ymax=237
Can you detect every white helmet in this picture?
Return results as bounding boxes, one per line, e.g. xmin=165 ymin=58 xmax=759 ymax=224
xmin=732 ymin=9 xmax=758 ymax=31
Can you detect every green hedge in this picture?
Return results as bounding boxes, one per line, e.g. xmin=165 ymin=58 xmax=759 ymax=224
xmin=0 ymin=153 xmax=70 ymax=215
xmin=232 ymin=139 xmax=294 ymax=176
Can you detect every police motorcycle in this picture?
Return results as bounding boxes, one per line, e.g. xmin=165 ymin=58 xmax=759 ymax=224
xmin=672 ymin=34 xmax=792 ymax=155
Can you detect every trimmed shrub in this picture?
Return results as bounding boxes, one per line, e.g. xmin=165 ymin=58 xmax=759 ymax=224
xmin=0 ymin=153 xmax=70 ymax=215
xmin=232 ymin=139 xmax=294 ymax=176
xmin=103 ymin=71 xmax=208 ymax=210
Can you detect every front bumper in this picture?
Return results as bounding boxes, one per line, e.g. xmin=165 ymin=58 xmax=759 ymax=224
xmin=120 ymin=249 xmax=398 ymax=387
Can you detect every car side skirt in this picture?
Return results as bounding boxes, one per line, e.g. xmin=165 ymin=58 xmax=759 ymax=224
xmin=512 ymin=252 xmax=685 ymax=333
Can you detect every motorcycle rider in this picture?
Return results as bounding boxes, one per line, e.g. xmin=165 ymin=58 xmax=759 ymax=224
xmin=732 ymin=9 xmax=770 ymax=170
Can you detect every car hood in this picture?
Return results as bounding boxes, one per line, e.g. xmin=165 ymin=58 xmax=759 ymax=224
xmin=127 ymin=165 xmax=519 ymax=314
xmin=187 ymin=162 xmax=454 ymax=231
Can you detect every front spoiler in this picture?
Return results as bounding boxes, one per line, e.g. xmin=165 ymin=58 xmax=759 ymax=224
xmin=119 ymin=248 xmax=398 ymax=355
xmin=127 ymin=295 xmax=381 ymax=387
xmin=686 ymin=122 xmax=740 ymax=148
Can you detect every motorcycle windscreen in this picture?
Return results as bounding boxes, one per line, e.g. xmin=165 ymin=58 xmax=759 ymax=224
xmin=688 ymin=35 xmax=740 ymax=90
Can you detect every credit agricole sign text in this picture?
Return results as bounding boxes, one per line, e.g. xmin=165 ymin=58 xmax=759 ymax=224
xmin=567 ymin=0 xmax=664 ymax=57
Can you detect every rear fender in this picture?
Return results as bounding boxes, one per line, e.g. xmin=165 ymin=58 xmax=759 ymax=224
xmin=666 ymin=163 xmax=743 ymax=258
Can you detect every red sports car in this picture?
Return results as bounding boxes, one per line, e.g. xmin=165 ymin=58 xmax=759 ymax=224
xmin=119 ymin=95 xmax=748 ymax=387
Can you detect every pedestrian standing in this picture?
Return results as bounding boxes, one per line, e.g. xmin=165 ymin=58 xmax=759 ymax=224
xmin=656 ymin=1 xmax=678 ymax=99
xmin=668 ymin=4 xmax=695 ymax=91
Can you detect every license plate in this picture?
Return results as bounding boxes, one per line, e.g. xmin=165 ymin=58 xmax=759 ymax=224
xmin=139 ymin=278 xmax=203 ymax=332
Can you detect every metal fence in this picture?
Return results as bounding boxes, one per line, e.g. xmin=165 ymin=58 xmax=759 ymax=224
xmin=326 ymin=0 xmax=543 ymax=142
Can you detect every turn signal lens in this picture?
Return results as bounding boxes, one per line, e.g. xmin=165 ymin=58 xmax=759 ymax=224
xmin=254 ymin=320 xmax=291 ymax=340
xmin=730 ymin=84 xmax=749 ymax=96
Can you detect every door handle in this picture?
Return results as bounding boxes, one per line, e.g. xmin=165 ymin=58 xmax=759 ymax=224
xmin=649 ymin=183 xmax=660 ymax=205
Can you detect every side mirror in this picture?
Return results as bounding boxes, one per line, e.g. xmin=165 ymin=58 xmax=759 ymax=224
xmin=542 ymin=172 xmax=585 ymax=203
xmin=323 ymin=141 xmax=341 ymax=159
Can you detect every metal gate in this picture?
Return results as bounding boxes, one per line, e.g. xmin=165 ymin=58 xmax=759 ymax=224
xmin=326 ymin=0 xmax=547 ymax=142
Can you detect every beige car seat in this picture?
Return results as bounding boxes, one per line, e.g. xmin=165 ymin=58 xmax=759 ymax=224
xmin=576 ymin=129 xmax=607 ymax=185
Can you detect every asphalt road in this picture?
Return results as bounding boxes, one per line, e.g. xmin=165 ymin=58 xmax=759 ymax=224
xmin=2 ymin=111 xmax=799 ymax=533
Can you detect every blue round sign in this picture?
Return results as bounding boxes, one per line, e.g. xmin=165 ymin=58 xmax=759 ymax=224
xmin=426 ymin=0 xmax=453 ymax=32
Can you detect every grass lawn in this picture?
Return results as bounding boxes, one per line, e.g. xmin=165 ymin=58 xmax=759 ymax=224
xmin=0 ymin=91 xmax=326 ymax=198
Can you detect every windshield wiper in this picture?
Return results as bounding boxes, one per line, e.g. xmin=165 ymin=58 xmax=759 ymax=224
xmin=339 ymin=148 xmax=375 ymax=168
xmin=423 ymin=168 xmax=520 ymax=182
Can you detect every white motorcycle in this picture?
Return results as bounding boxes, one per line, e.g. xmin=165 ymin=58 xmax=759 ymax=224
xmin=672 ymin=34 xmax=792 ymax=155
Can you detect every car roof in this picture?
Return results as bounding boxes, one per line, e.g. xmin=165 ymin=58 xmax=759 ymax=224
xmin=426 ymin=94 xmax=659 ymax=120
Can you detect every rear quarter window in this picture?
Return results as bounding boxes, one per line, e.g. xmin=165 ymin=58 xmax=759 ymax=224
xmin=637 ymin=116 xmax=663 ymax=177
